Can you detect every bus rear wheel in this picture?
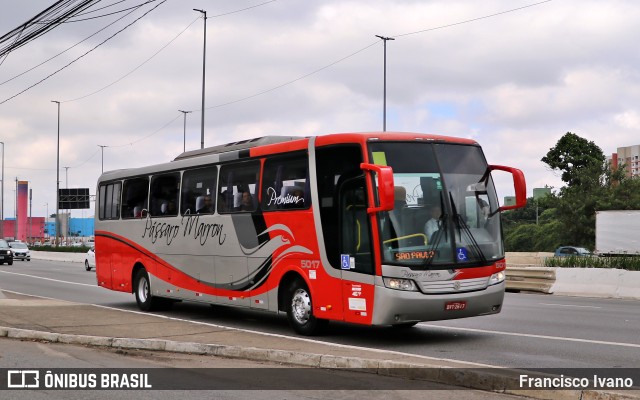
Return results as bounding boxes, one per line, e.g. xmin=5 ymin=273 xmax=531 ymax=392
xmin=134 ymin=269 xmax=171 ymax=311
xmin=286 ymin=279 xmax=327 ymax=336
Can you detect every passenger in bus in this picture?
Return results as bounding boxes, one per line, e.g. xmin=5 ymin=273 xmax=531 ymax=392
xmin=161 ymin=200 xmax=176 ymax=215
xmin=478 ymin=198 xmax=490 ymax=227
xmin=217 ymin=192 xmax=228 ymax=212
xmin=424 ymin=205 xmax=442 ymax=239
xmin=196 ymin=195 xmax=213 ymax=214
xmin=236 ymin=191 xmax=254 ymax=211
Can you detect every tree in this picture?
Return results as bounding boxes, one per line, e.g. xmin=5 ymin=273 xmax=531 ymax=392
xmin=541 ymin=132 xmax=605 ymax=187
xmin=504 ymin=132 xmax=640 ymax=252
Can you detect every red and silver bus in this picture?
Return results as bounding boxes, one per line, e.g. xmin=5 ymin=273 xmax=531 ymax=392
xmin=95 ymin=132 xmax=526 ymax=335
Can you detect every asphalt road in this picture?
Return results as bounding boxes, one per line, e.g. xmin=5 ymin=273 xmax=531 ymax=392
xmin=1 ymin=259 xmax=639 ymax=369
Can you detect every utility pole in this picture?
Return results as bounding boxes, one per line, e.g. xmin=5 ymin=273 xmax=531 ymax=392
xmin=375 ymin=35 xmax=394 ymax=132
xmin=98 ymin=145 xmax=107 ymax=173
xmin=179 ymin=110 xmax=192 ymax=152
xmin=193 ymin=9 xmax=207 ymax=149
xmin=52 ymin=100 xmax=60 ymax=246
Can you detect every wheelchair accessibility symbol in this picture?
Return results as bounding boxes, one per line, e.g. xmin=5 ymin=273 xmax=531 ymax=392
xmin=456 ymin=247 xmax=468 ymax=261
xmin=340 ymin=254 xmax=351 ymax=270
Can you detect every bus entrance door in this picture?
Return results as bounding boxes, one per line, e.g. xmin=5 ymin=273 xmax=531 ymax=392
xmin=339 ymin=177 xmax=375 ymax=325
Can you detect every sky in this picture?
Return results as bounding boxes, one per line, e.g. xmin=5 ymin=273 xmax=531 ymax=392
xmin=1 ymin=0 xmax=639 ymax=220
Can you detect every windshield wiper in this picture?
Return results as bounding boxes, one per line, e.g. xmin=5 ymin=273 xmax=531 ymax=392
xmin=449 ymin=192 xmax=486 ymax=263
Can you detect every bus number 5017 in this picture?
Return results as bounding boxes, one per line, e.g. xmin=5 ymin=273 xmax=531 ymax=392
xmin=301 ymin=260 xmax=320 ymax=269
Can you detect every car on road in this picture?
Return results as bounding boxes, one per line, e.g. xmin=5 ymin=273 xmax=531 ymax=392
xmin=0 ymin=239 xmax=13 ymax=265
xmin=85 ymin=246 xmax=95 ymax=271
xmin=554 ymin=246 xmax=592 ymax=257
xmin=9 ymin=242 xmax=30 ymax=261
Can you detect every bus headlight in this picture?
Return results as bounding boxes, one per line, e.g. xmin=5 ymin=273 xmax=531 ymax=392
xmin=489 ymin=271 xmax=505 ymax=286
xmin=383 ymin=277 xmax=418 ymax=291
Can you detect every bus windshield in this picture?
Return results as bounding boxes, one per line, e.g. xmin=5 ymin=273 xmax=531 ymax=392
xmin=369 ymin=141 xmax=503 ymax=268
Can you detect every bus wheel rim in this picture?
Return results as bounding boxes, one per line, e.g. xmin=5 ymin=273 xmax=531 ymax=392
xmin=138 ymin=276 xmax=149 ymax=303
xmin=291 ymin=288 xmax=311 ymax=325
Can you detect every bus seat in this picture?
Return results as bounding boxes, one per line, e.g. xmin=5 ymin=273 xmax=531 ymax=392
xmin=133 ymin=206 xmax=141 ymax=218
xmin=160 ymin=201 xmax=168 ymax=214
xmin=234 ymin=193 xmax=243 ymax=208
xmin=195 ymin=196 xmax=205 ymax=212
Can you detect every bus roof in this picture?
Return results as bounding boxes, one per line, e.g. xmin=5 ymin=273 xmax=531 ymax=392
xmin=173 ymin=136 xmax=303 ymax=161
xmin=174 ymin=132 xmax=477 ymax=161
xmin=98 ymin=132 xmax=478 ymax=182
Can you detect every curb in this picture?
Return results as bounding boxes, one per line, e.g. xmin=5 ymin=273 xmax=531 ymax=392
xmin=1 ymin=326 xmax=638 ymax=399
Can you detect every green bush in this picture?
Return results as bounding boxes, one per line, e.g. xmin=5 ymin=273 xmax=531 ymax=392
xmin=543 ymin=255 xmax=640 ymax=271
xmin=30 ymin=245 xmax=90 ymax=253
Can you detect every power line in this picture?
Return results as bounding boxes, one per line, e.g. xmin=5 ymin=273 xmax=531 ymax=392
xmin=207 ymin=40 xmax=380 ymax=110
xmin=62 ymin=16 xmax=200 ymax=102
xmin=0 ymin=0 xmax=168 ymax=105
xmin=62 ymin=0 xmax=158 ymax=23
xmin=210 ymin=0 xmax=278 ymax=18
xmin=393 ymin=0 xmax=553 ymax=38
xmin=0 ymin=0 xmax=99 ymax=60
xmin=0 ymin=3 xmax=146 ymax=87
xmin=57 ymin=0 xmax=279 ymax=102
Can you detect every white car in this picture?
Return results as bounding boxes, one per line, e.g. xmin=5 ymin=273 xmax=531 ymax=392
xmin=85 ymin=247 xmax=95 ymax=271
xmin=9 ymin=242 xmax=30 ymax=261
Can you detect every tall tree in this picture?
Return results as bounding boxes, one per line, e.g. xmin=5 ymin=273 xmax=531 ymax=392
xmin=541 ymin=132 xmax=605 ymax=187
xmin=504 ymin=132 xmax=640 ymax=252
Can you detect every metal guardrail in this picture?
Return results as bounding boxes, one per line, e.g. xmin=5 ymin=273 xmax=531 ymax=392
xmin=505 ymin=265 xmax=556 ymax=293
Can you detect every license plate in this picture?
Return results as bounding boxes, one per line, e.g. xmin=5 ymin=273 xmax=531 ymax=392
xmin=444 ymin=301 xmax=467 ymax=311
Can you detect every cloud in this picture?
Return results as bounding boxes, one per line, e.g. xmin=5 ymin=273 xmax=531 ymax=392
xmin=1 ymin=0 xmax=640 ymax=219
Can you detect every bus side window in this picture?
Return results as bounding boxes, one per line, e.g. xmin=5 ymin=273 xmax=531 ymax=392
xmin=121 ymin=177 xmax=149 ymax=219
xmin=261 ymin=153 xmax=310 ymax=211
xmin=150 ymin=173 xmax=180 ymax=217
xmin=98 ymin=182 xmax=121 ymax=220
xmin=180 ymin=166 xmax=217 ymax=215
xmin=218 ymin=161 xmax=260 ymax=213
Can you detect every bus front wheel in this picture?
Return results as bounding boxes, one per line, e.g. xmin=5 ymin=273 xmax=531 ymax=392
xmin=286 ymin=279 xmax=327 ymax=336
xmin=134 ymin=269 xmax=171 ymax=311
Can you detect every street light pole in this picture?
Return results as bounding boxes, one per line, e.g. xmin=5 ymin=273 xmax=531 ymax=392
xmin=178 ymin=110 xmax=192 ymax=153
xmin=52 ymin=100 xmax=60 ymax=247
xmin=98 ymin=145 xmax=107 ymax=173
xmin=375 ymin=35 xmax=394 ymax=132
xmin=193 ymin=8 xmax=207 ymax=149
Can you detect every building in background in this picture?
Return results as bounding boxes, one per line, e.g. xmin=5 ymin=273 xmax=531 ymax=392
xmin=2 ymin=217 xmax=45 ymax=242
xmin=44 ymin=216 xmax=94 ymax=244
xmin=1 ymin=215 xmax=93 ymax=244
xmin=610 ymin=144 xmax=640 ymax=178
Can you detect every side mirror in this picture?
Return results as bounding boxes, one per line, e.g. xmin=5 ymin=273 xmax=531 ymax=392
xmin=360 ymin=163 xmax=394 ymax=214
xmin=489 ymin=165 xmax=527 ymax=212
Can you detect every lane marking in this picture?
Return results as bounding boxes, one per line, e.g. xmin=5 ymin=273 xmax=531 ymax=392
xmin=418 ymin=324 xmax=640 ymax=348
xmin=0 ymin=289 xmax=496 ymax=368
xmin=0 ymin=270 xmax=96 ymax=288
xmin=539 ymin=303 xmax=602 ymax=309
